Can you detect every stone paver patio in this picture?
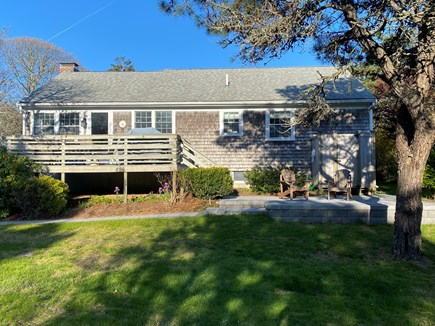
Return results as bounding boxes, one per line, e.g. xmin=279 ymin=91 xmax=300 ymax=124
xmin=215 ymin=194 xmax=435 ymax=224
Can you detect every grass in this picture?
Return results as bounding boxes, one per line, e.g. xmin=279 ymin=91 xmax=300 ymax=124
xmin=376 ymin=181 xmax=398 ymax=195
xmin=1 ymin=215 xmax=435 ymax=325
xmin=377 ymin=181 xmax=434 ymax=200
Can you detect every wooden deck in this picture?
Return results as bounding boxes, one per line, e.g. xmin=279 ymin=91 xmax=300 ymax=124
xmin=7 ymin=134 xmax=188 ymax=174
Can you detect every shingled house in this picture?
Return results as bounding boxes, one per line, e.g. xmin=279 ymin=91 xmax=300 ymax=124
xmin=7 ymin=64 xmax=376 ymax=194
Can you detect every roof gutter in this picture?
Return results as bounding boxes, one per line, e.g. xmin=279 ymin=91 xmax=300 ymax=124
xmin=18 ymin=98 xmax=376 ymax=109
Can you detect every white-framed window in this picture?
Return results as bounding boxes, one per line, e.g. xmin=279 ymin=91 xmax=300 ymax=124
xmin=266 ymin=110 xmax=295 ymax=141
xmin=135 ymin=111 xmax=152 ymax=128
xmin=156 ymin=111 xmax=173 ymax=133
xmin=220 ymin=111 xmax=243 ymax=136
xmin=134 ymin=111 xmax=174 ymax=134
xmin=59 ymin=112 xmax=80 ymax=135
xmin=34 ymin=113 xmax=55 ymax=135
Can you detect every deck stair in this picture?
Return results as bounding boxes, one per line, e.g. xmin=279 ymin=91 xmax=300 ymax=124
xmin=178 ymin=136 xmax=217 ymax=168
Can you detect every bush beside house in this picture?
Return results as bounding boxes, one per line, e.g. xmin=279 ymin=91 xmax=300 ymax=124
xmin=180 ymin=167 xmax=233 ymax=199
xmin=0 ymin=147 xmax=69 ymax=219
xmin=244 ymin=166 xmax=283 ymax=194
xmin=14 ymin=176 xmax=69 ymax=219
xmin=245 ymin=166 xmax=312 ymax=194
xmin=0 ymin=147 xmax=37 ymax=218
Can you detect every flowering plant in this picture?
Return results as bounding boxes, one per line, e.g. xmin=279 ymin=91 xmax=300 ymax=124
xmin=158 ymin=182 xmax=170 ymax=194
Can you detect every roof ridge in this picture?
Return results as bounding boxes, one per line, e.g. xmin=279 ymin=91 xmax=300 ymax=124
xmin=61 ymin=66 xmax=336 ymax=74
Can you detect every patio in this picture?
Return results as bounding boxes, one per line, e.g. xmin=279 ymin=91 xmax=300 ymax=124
xmin=215 ymin=195 xmax=435 ymax=225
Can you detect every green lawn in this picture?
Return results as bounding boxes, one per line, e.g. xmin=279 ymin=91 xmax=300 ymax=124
xmin=1 ymin=215 xmax=434 ymax=325
xmin=377 ymin=181 xmax=435 ymax=200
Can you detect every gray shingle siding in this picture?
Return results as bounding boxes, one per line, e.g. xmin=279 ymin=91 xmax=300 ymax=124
xmin=176 ymin=108 xmax=370 ymax=172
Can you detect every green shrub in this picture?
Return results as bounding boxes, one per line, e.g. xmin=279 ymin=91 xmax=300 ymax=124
xmin=423 ymin=147 xmax=435 ymax=193
xmin=244 ymin=166 xmax=283 ymax=194
xmin=180 ymin=167 xmax=233 ymax=199
xmin=294 ymin=171 xmax=312 ymax=188
xmin=245 ymin=166 xmax=311 ymax=194
xmin=0 ymin=146 xmax=40 ymax=218
xmin=14 ymin=176 xmax=69 ymax=219
xmin=81 ymin=195 xmax=115 ymax=207
xmin=375 ymin=128 xmax=398 ymax=182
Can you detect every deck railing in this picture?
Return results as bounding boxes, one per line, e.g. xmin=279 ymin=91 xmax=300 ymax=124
xmin=178 ymin=136 xmax=216 ymax=168
xmin=6 ymin=134 xmax=217 ymax=174
xmin=6 ymin=135 xmax=179 ymax=173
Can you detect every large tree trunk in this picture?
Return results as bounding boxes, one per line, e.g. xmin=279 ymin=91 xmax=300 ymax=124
xmin=393 ymin=116 xmax=434 ymax=260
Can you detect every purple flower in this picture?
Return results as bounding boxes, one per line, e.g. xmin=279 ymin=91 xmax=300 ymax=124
xmin=114 ymin=186 xmax=120 ymax=194
xmin=158 ymin=187 xmax=163 ymax=194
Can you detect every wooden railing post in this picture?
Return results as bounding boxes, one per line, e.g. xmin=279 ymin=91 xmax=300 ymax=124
xmin=123 ymin=172 xmax=128 ymax=204
xmin=123 ymin=137 xmax=128 ymax=203
xmin=61 ymin=139 xmax=66 ymax=182
xmin=6 ymin=137 xmax=12 ymax=152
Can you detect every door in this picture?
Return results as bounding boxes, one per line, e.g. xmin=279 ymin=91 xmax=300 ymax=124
xmin=91 ymin=112 xmax=108 ymax=135
xmin=317 ymin=133 xmax=359 ymax=187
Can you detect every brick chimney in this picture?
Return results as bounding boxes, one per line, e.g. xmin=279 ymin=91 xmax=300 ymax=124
xmin=59 ymin=62 xmax=79 ymax=73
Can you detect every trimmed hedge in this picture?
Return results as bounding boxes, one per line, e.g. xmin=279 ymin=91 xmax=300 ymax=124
xmin=180 ymin=167 xmax=233 ymax=199
xmin=244 ymin=166 xmax=283 ymax=194
xmin=245 ymin=166 xmax=311 ymax=194
xmin=14 ymin=176 xmax=69 ymax=219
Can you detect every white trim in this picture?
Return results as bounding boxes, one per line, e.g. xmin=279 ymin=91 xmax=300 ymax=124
xmin=133 ymin=109 xmax=175 ymax=133
xmin=33 ymin=112 xmax=55 ymax=135
xmin=30 ymin=111 xmax=34 ymax=135
xmin=19 ymin=99 xmax=375 ymax=108
xmin=89 ymin=111 xmax=110 ymax=135
xmin=108 ymin=111 xmax=114 ymax=135
xmin=31 ymin=110 xmax=88 ymax=136
xmin=220 ymin=110 xmax=243 ymax=137
xmin=369 ymin=103 xmax=374 ymax=132
xmin=22 ymin=109 xmax=27 ymax=135
xmin=265 ymin=110 xmax=296 ymax=141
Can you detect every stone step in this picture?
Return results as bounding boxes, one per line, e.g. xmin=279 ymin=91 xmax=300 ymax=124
xmin=218 ymin=195 xmax=435 ymax=225
xmin=205 ymin=207 xmax=267 ymax=215
xmin=219 ymin=196 xmax=275 ymax=208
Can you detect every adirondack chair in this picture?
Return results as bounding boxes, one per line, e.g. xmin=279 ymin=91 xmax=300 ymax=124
xmin=278 ymin=169 xmax=310 ymax=200
xmin=325 ymin=169 xmax=353 ymax=201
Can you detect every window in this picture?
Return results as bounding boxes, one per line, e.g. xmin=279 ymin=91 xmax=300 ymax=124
xmin=59 ymin=113 xmax=80 ymax=135
xmin=135 ymin=111 xmax=152 ymax=128
xmin=34 ymin=113 xmax=54 ymax=135
xmin=156 ymin=111 xmax=172 ymax=133
xmin=233 ymin=171 xmax=247 ymax=182
xmin=134 ymin=111 xmax=173 ymax=133
xmin=221 ymin=111 xmax=243 ymax=136
xmin=266 ymin=111 xmax=295 ymax=141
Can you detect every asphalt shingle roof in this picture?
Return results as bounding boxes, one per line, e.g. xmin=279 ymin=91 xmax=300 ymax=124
xmin=22 ymin=67 xmax=374 ymax=105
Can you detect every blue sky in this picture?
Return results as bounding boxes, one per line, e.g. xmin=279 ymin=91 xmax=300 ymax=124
xmin=1 ymin=0 xmax=324 ymax=71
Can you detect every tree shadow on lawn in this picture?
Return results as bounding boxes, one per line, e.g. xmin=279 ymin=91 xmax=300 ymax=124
xmin=42 ymin=215 xmax=435 ymax=325
xmin=0 ymin=223 xmax=75 ymax=262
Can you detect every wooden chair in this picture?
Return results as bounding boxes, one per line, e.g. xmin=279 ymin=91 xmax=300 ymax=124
xmin=278 ymin=169 xmax=310 ymax=200
xmin=325 ymin=169 xmax=352 ymax=201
